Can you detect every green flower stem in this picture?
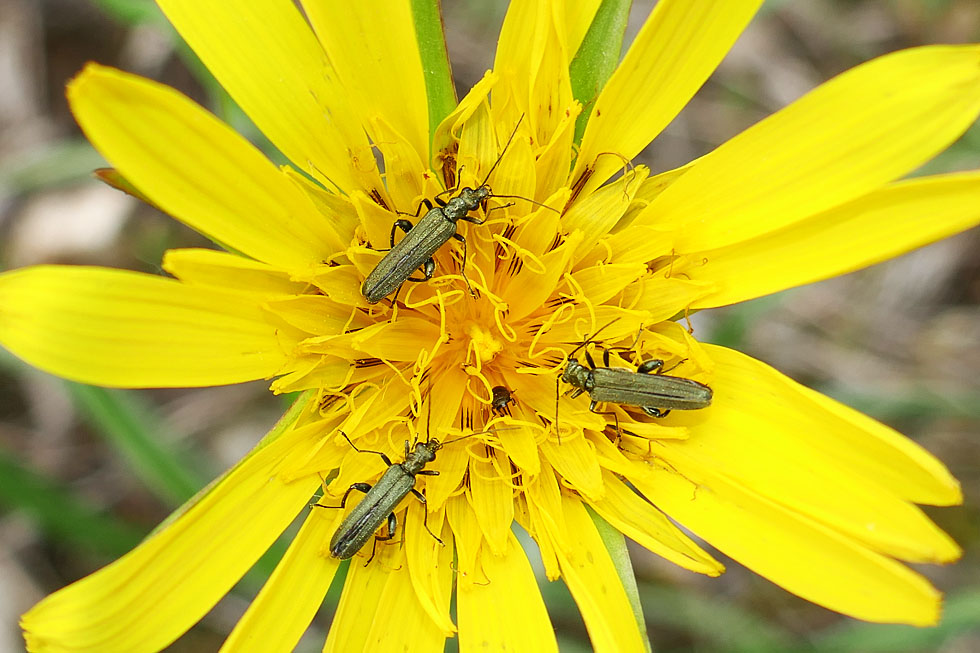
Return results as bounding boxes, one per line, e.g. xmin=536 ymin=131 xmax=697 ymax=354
xmin=569 ymin=0 xmax=632 ymax=146
xmin=411 ymin=0 xmax=457 ymax=145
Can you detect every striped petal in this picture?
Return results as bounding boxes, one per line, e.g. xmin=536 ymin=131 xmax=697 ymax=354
xmin=68 ymin=64 xmax=335 ymax=271
xmin=220 ymin=510 xmax=342 ymax=652
xmin=21 ymin=424 xmax=320 ymax=652
xmin=554 ymin=495 xmax=648 ymax=652
xmin=302 ymin=0 xmax=429 ymax=165
xmin=0 ymin=266 xmax=288 ymax=388
xmin=685 ymin=171 xmax=980 ymax=308
xmin=655 ymin=45 xmax=980 ymax=252
xmin=572 ymin=0 xmax=761 ymax=196
xmin=628 ymin=460 xmax=945 ymax=626
xmin=698 ymin=345 xmax=961 ymax=507
xmin=155 ymin=0 xmax=380 ymax=193
xmin=457 ymin=533 xmax=558 ymax=653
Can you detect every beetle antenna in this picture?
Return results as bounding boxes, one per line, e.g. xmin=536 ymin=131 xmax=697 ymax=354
xmin=439 ymin=426 xmax=518 ymax=447
xmin=554 ymin=373 xmax=561 ymax=444
xmin=424 ymin=376 xmax=434 ymax=444
xmin=490 ymin=194 xmax=560 ymax=213
xmin=479 ymin=114 xmax=525 ymax=188
xmin=567 ymin=318 xmax=621 ymax=358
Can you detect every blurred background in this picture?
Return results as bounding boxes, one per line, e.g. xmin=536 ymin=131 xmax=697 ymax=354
xmin=1 ymin=0 xmax=978 ymax=650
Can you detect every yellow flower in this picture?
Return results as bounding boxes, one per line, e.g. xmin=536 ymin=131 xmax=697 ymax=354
xmin=5 ymin=1 xmax=979 ymax=651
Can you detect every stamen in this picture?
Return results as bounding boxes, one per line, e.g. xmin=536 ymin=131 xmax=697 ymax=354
xmin=490 ymin=234 xmax=547 ymax=274
xmin=493 ymin=309 xmax=518 ymax=343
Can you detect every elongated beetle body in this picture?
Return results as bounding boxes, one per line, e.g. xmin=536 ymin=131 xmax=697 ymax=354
xmin=321 ymin=425 xmax=508 ymax=563
xmin=557 ymin=321 xmax=712 ymax=435
xmin=326 ymin=434 xmax=442 ymax=562
xmin=562 ymin=349 xmax=713 ymax=418
xmin=361 ymin=186 xmax=492 ymax=304
xmin=360 ymin=118 xmax=557 ymax=304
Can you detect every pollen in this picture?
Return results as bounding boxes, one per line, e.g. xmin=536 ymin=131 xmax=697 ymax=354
xmin=464 ymin=322 xmax=504 ymax=368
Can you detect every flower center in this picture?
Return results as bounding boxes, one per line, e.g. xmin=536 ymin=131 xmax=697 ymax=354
xmin=464 ymin=322 xmax=503 ymax=368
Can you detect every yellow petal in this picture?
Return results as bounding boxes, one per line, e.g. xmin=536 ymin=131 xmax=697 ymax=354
xmin=220 ymin=510 xmax=342 ymax=652
xmin=574 ymin=160 xmax=692 ymax=268
xmin=155 ymin=0 xmax=380 ymax=194
xmin=700 ymin=345 xmax=961 ymax=507
xmin=405 ymin=500 xmax=455 ymax=636
xmin=0 ymin=266 xmax=288 ymax=388
xmin=628 ymin=460 xmax=944 ymax=626
xmin=573 ymin=0 xmax=761 ymax=195
xmin=686 ymin=171 xmax=980 ymax=308
xmin=617 ymin=275 xmax=712 ymax=321
xmin=466 ymin=450 xmax=515 ymax=555
xmin=541 ymin=433 xmax=604 ymax=500
xmin=162 ymin=249 xmax=308 ymax=297
xmin=533 ymin=102 xmax=579 ymax=202
xmin=21 ymin=424 xmax=320 ymax=652
xmin=420 ymin=368 xmax=471 ymax=510
xmin=67 ymin=64 xmax=333 ymax=271
xmin=563 ymin=166 xmax=647 ymax=263
xmin=586 ymin=470 xmax=722 ymax=576
xmin=302 ymin=0 xmax=429 ymax=165
xmin=309 ymin=318 xmax=440 ymax=362
xmin=323 ymin=545 xmax=401 ymax=652
xmin=563 ymin=0 xmax=602 ymax=60
xmin=308 ymin=265 xmax=374 ymax=309
xmin=570 ymin=263 xmax=648 ymax=306
xmin=522 ymin=462 xmax=564 ymax=579
xmin=511 ymin=370 xmax=605 ymax=434
xmin=446 ymin=494 xmax=484 ymax=584
xmin=504 ymin=232 xmax=583 ymax=321
xmin=267 ymin=295 xmax=365 ymax=338
xmin=431 ymin=70 xmax=496 ymax=174
xmin=553 ymin=495 xmax=648 ymax=652
xmin=658 ymin=45 xmax=980 ymax=252
xmin=367 ymin=115 xmax=429 ymax=211
xmin=283 ymin=168 xmax=359 ymax=254
xmin=486 ymin=385 xmax=540 ymax=473
xmin=457 ymin=532 xmax=558 ymax=653
xmin=362 ymin=545 xmax=449 ymax=651
xmin=493 ymin=0 xmax=573 ymax=147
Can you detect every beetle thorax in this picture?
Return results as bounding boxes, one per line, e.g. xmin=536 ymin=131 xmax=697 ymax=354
xmin=403 ymin=440 xmax=439 ymax=474
xmin=562 ymin=360 xmax=592 ymax=390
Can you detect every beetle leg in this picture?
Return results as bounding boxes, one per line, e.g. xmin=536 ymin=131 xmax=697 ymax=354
xmin=339 ymin=431 xmax=392 ymax=466
xmin=589 ymin=400 xmax=622 ymax=443
xmin=452 ymin=232 xmax=477 ymax=297
xmin=413 ymin=198 xmax=436 ymax=217
xmin=410 ymin=488 xmax=444 ymax=545
xmin=584 ymin=349 xmax=597 ymax=370
xmin=403 ymin=257 xmax=437 ymax=284
xmin=659 ymin=357 xmax=688 ymax=375
xmin=603 ymin=348 xmax=612 ymax=367
xmin=364 ymin=512 xmax=398 ymax=566
xmin=637 ymin=358 xmax=664 ymax=375
xmin=390 ymin=219 xmax=414 ymax=247
xmin=435 ymin=171 xmax=462 ymax=202
xmin=642 ymin=407 xmax=671 ymax=418
xmin=312 ymin=481 xmax=373 ymax=511
xmin=569 ymin=388 xmax=584 ymax=399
